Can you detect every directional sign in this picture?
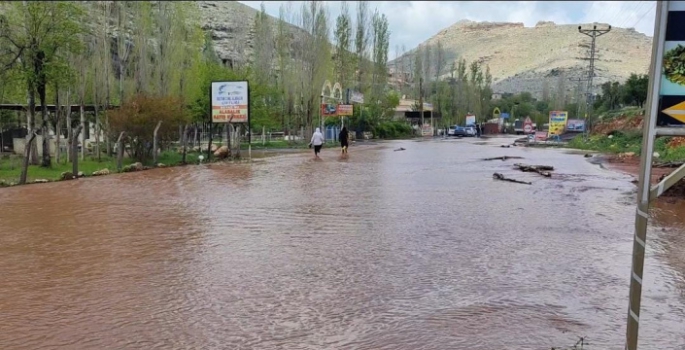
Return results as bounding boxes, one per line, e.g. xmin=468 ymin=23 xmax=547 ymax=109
xmin=657 ymin=1 xmax=685 ymax=126
xmin=662 ymin=101 xmax=685 ymax=124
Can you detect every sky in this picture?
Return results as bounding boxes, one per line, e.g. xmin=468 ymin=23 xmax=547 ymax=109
xmin=238 ymin=1 xmax=657 ymax=58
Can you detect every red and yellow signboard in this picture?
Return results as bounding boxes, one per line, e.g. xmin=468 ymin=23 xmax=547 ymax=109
xmin=337 ymin=104 xmax=354 ymax=116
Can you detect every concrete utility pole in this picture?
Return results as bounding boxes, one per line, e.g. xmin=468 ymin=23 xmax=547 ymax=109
xmin=578 ymin=24 xmax=611 ymax=134
xmin=419 ymin=77 xmax=425 ymax=129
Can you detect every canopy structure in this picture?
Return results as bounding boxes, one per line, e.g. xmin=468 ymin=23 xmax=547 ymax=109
xmin=0 ymin=104 xmax=116 ymax=112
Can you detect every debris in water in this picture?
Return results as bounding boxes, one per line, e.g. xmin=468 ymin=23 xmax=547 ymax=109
xmin=492 ymin=172 xmax=532 ymax=185
xmin=482 ymin=155 xmax=524 ymax=161
xmin=513 ymin=163 xmax=554 ymax=177
xmin=394 ymin=147 xmax=406 ymax=152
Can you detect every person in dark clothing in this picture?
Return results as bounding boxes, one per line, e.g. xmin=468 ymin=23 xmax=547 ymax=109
xmin=339 ymin=127 xmax=349 ymax=156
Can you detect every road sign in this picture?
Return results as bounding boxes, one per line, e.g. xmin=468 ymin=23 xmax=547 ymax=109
xmin=501 ymin=113 xmax=510 ymax=119
xmin=656 ymin=1 xmax=685 ymax=126
xmin=523 ymin=117 xmax=533 ymax=133
xmin=661 ymin=100 xmax=685 ymax=124
xmin=627 ymin=2 xmax=685 ymax=350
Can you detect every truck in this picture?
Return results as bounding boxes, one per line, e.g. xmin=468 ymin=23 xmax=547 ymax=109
xmin=513 ymin=119 xmax=524 ymax=135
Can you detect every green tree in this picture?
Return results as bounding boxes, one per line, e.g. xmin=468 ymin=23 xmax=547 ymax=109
xmin=622 ymin=73 xmax=648 ymax=108
xmin=0 ymin=1 xmax=86 ymax=175
xmin=333 ymin=1 xmax=353 ymax=91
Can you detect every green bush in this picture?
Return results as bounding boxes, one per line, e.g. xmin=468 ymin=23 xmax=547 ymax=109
xmin=372 ymin=121 xmax=413 ymax=139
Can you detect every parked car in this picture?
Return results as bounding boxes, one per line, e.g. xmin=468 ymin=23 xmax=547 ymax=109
xmin=453 ymin=126 xmax=468 ymax=137
xmin=464 ymin=125 xmax=476 ymax=137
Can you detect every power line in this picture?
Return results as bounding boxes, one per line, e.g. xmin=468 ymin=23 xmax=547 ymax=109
xmin=629 ymin=2 xmax=656 ymax=29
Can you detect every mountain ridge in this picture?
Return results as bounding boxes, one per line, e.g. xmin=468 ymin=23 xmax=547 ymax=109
xmin=390 ymin=20 xmax=652 ymax=99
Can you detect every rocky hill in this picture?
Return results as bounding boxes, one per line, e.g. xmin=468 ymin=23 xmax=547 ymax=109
xmin=390 ymin=20 xmax=652 ymax=99
xmin=198 ymin=1 xmax=306 ymax=68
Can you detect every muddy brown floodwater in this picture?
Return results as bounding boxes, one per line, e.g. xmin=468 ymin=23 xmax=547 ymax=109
xmin=1 ymin=137 xmax=684 ymax=350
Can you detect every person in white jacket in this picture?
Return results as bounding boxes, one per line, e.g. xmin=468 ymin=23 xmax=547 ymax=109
xmin=310 ymin=127 xmax=325 ymax=159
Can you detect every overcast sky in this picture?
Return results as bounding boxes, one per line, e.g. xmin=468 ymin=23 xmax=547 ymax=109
xmin=238 ymin=1 xmax=656 ymax=58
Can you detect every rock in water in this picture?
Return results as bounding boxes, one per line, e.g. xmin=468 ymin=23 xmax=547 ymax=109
xmin=214 ymin=146 xmax=230 ymax=159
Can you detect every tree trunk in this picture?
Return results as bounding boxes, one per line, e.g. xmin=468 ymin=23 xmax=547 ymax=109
xmin=95 ymin=108 xmax=100 ymax=162
xmin=72 ymin=125 xmax=83 ymax=176
xmin=66 ymin=110 xmax=72 ymax=163
xmin=181 ymin=124 xmax=189 ymax=164
xmin=116 ymin=131 xmax=125 ymax=172
xmin=153 ymin=121 xmax=162 ymax=165
xmin=80 ymin=104 xmax=85 ymax=160
xmin=55 ymin=117 xmax=62 ymax=164
xmin=55 ymin=89 xmax=62 ymax=165
xmin=193 ymin=125 xmax=198 ymax=149
xmin=27 ymin=90 xmax=39 ymax=165
xmin=93 ymin=70 xmax=101 ymax=162
xmin=65 ymin=88 xmax=72 ymax=163
xmin=19 ymin=132 xmax=37 ymax=185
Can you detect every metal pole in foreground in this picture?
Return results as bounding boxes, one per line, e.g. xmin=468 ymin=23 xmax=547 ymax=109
xmin=625 ymin=2 xmax=667 ymax=349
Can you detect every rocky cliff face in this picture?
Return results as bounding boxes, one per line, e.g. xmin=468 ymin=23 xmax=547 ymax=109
xmin=391 ymin=20 xmax=652 ymax=99
xmin=197 ymin=1 xmax=305 ymax=68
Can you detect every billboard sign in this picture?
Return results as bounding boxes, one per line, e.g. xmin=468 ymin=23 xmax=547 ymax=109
xmin=349 ymin=90 xmax=364 ymax=104
xmin=465 ymin=114 xmax=476 ymax=126
xmin=321 ymin=103 xmax=337 ymax=116
xmin=657 ymin=1 xmax=685 ymax=126
xmin=548 ymin=111 xmax=568 ymax=136
xmin=566 ymin=119 xmax=586 ymax=132
xmin=211 ymin=81 xmax=249 ymax=123
xmin=337 ymin=104 xmax=353 ymax=116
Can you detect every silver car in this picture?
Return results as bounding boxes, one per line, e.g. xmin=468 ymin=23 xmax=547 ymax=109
xmin=464 ymin=126 xmax=476 ymax=137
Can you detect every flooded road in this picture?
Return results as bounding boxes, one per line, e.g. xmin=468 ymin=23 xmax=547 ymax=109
xmin=1 ymin=137 xmax=684 ymax=350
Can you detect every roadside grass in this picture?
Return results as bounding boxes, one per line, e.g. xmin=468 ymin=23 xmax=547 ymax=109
xmin=568 ymin=132 xmax=685 ymax=162
xmin=0 ymin=151 xmax=201 ymax=184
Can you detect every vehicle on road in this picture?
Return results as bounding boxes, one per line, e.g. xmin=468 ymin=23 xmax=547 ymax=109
xmin=452 ymin=126 xmax=468 ymax=137
xmin=464 ymin=125 xmax=476 ymax=137
xmin=514 ymin=119 xmax=524 ymax=135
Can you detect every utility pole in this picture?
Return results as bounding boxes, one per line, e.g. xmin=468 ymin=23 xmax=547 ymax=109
xmin=569 ymin=77 xmax=589 ymax=119
xmin=419 ymin=76 xmax=424 ymax=131
xmin=578 ymin=24 xmax=611 ymax=134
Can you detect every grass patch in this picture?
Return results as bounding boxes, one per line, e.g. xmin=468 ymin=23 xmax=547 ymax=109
xmin=568 ymin=132 xmax=685 ymax=162
xmin=0 ymin=151 xmax=201 ymax=184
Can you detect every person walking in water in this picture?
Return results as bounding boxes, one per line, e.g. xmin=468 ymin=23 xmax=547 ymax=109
xmin=339 ymin=126 xmax=349 ymax=157
xmin=310 ymin=127 xmax=325 ymax=159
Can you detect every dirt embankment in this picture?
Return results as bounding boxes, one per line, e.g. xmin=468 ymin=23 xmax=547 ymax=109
xmin=593 ymin=114 xmax=685 ymax=198
xmin=604 ymin=156 xmax=685 ymax=198
xmin=592 ymin=115 xmax=643 ymax=134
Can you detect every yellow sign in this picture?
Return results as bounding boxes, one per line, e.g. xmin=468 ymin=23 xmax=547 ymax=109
xmin=493 ymin=107 xmax=501 ymax=119
xmin=662 ymin=101 xmax=685 ymax=124
xmin=548 ymin=111 xmax=568 ymax=137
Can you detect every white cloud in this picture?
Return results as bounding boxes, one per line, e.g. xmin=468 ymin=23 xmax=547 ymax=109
xmin=238 ymin=1 xmax=656 ymax=57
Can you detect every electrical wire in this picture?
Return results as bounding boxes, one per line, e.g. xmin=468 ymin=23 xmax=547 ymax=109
xmin=628 ymin=2 xmax=656 ymax=30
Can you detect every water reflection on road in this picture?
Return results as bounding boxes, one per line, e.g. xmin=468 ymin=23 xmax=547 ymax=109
xmin=0 ymin=137 xmax=683 ymax=350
